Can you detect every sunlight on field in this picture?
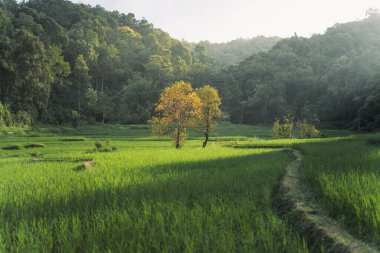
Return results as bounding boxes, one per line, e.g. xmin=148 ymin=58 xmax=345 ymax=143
xmin=0 ymin=124 xmax=312 ymax=252
xmin=299 ymin=135 xmax=380 ymax=247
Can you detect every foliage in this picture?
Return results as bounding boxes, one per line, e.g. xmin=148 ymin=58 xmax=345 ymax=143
xmin=0 ymin=0 xmax=380 ymax=129
xmin=220 ymin=12 xmax=380 ymax=126
xmin=0 ymin=0 xmax=218 ymax=125
xmin=356 ymin=87 xmax=380 ymax=131
xmin=94 ymin=139 xmax=117 ymax=152
xmin=297 ymin=120 xmax=321 ymax=139
xmin=196 ymin=85 xmax=222 ymax=147
xmin=71 ymin=110 xmax=80 ymax=128
xmin=0 ymin=101 xmax=31 ymax=128
xmin=14 ymin=111 xmax=32 ymax=127
xmin=197 ymin=36 xmax=281 ymax=67
xmin=273 ymin=115 xmax=294 ymax=139
xmin=2 ymin=144 xmax=22 ymax=150
xmin=24 ymin=143 xmax=46 ymax=149
xmin=0 ymin=102 xmax=13 ymax=127
xmin=151 ymin=81 xmax=202 ymax=148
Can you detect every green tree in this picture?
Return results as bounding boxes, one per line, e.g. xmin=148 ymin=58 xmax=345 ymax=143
xmin=196 ymin=85 xmax=222 ymax=148
xmin=71 ymin=55 xmax=90 ymax=114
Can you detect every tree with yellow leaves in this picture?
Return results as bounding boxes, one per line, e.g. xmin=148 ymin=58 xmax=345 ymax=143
xmin=151 ymin=81 xmax=202 ymax=148
xmin=196 ymin=85 xmax=222 ymax=148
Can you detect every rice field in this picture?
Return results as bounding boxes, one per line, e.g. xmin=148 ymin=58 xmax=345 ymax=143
xmin=298 ymin=135 xmax=380 ymax=248
xmin=0 ymin=124 xmax=313 ymax=252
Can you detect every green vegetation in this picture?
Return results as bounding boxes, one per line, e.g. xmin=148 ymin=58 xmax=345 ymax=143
xmin=1 ymin=0 xmax=380 ymax=251
xmin=0 ymin=124 xmax=312 ymax=252
xmin=297 ymin=120 xmax=321 ymax=139
xmin=93 ymin=139 xmax=117 ymax=152
xmin=24 ymin=143 xmax=46 ymax=149
xmin=298 ymin=135 xmax=380 ymax=247
xmin=272 ymin=115 xmax=294 ymax=139
xmin=60 ymin=137 xmax=87 ymax=142
xmin=196 ymin=36 xmax=281 ymax=67
xmin=2 ymin=144 xmax=22 ymax=150
xmin=1 ymin=0 xmax=380 ymax=131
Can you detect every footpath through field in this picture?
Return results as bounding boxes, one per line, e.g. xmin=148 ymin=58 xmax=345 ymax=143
xmin=277 ymin=148 xmax=378 ymax=253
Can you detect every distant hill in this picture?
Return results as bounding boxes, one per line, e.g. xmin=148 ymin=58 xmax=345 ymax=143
xmin=196 ymin=36 xmax=281 ymax=67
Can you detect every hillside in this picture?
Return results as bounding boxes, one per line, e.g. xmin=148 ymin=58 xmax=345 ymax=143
xmin=1 ymin=1 xmax=380 ymax=131
xmin=215 ymin=12 xmax=380 ymax=128
xmin=197 ymin=36 xmax=281 ymax=67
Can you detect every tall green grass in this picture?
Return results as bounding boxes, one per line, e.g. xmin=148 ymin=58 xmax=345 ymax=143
xmin=0 ymin=126 xmax=310 ymax=252
xmin=298 ymin=136 xmax=380 ymax=248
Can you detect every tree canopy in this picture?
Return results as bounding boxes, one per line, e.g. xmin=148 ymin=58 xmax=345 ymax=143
xmin=1 ymin=1 xmax=380 ymax=130
xmin=151 ymin=81 xmax=202 ymax=148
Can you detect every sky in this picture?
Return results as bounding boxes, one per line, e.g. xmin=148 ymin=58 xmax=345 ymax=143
xmin=71 ymin=0 xmax=380 ymax=43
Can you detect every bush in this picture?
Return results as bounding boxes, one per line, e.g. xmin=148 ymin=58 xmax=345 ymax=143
xmin=71 ymin=110 xmax=80 ymax=128
xmin=297 ymin=120 xmax=321 ymax=139
xmin=94 ymin=139 xmax=117 ymax=152
xmin=15 ymin=111 xmax=32 ymax=127
xmin=24 ymin=143 xmax=46 ymax=149
xmin=273 ymin=115 xmax=294 ymax=139
xmin=2 ymin=145 xmax=22 ymax=150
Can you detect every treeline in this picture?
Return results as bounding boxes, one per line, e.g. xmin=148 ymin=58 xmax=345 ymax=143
xmin=217 ymin=10 xmax=380 ymax=129
xmin=1 ymin=0 xmax=380 ymax=130
xmin=196 ymin=36 xmax=281 ymax=67
xmin=0 ymin=0 xmax=219 ymax=125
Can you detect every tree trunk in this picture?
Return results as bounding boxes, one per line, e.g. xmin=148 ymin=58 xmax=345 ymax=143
xmin=175 ymin=127 xmax=181 ymax=149
xmin=203 ymin=132 xmax=209 ymax=148
xmin=101 ymin=75 xmax=105 ymax=124
xmin=78 ymin=90 xmax=81 ymax=114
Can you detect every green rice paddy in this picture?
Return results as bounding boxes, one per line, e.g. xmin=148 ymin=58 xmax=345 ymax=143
xmin=0 ymin=123 xmax=376 ymax=252
xmin=0 ymin=124 xmax=310 ymax=252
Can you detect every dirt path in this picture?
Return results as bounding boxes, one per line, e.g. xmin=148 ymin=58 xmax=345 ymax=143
xmin=277 ymin=149 xmax=378 ymax=253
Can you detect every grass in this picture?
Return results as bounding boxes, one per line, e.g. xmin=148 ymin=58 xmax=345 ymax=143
xmin=24 ymin=143 xmax=46 ymax=149
xmin=2 ymin=144 xmax=22 ymax=150
xmin=59 ymin=137 xmax=87 ymax=142
xmin=0 ymin=123 xmax=315 ymax=252
xmin=297 ymin=135 xmax=380 ymax=248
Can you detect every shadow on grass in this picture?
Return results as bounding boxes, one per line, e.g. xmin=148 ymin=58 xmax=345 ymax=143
xmin=2 ymin=150 xmax=287 ymax=221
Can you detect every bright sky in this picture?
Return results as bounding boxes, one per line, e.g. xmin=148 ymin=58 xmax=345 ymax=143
xmin=72 ymin=0 xmax=380 ymax=43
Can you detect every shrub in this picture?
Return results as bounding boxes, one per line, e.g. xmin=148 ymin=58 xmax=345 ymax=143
xmin=15 ymin=111 xmax=32 ymax=127
xmin=71 ymin=110 xmax=80 ymax=128
xmin=94 ymin=139 xmax=117 ymax=152
xmin=2 ymin=145 xmax=22 ymax=150
xmin=297 ymin=120 xmax=321 ymax=139
xmin=24 ymin=143 xmax=46 ymax=149
xmin=273 ymin=115 xmax=294 ymax=139
xmin=0 ymin=102 xmax=32 ymax=128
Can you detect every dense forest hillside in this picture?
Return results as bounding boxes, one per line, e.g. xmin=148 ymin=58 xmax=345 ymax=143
xmin=194 ymin=36 xmax=281 ymax=67
xmin=1 ymin=0 xmax=380 ymax=130
xmin=0 ymin=0 xmax=216 ymax=124
xmin=196 ymin=36 xmax=281 ymax=67
xmin=216 ymin=11 xmax=380 ymax=129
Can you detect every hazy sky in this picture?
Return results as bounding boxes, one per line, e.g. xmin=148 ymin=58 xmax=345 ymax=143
xmin=72 ymin=0 xmax=380 ymax=43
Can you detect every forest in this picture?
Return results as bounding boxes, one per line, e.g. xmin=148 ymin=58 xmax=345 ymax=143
xmin=1 ymin=0 xmax=380 ymax=131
